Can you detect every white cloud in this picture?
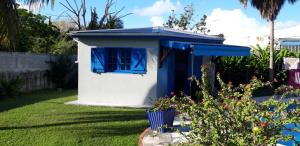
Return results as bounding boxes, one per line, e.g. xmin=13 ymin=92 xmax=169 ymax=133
xmin=18 ymin=4 xmax=29 ymax=10
xmin=275 ymin=22 xmax=300 ymax=38
xmin=18 ymin=2 xmax=41 ymax=13
xmin=206 ymin=8 xmax=268 ymax=46
xmin=151 ymin=16 xmax=164 ymax=26
xmin=134 ymin=0 xmax=181 ymax=16
xmin=206 ymin=8 xmax=300 ymax=46
xmin=134 ymin=0 xmax=181 ymax=27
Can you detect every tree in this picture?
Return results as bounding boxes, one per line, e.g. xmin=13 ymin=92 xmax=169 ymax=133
xmin=164 ymin=5 xmax=210 ymax=34
xmin=62 ymin=0 xmax=130 ymax=30
xmin=103 ymin=15 xmax=124 ymax=29
xmin=0 ymin=0 xmax=55 ymax=50
xmin=0 ymin=0 xmax=19 ymax=49
xmin=13 ymin=9 xmax=60 ymax=53
xmin=60 ymin=0 xmax=87 ymax=30
xmin=239 ymin=0 xmax=298 ymax=84
xmin=94 ymin=0 xmax=130 ymax=29
xmin=52 ymin=20 xmax=77 ymax=32
xmin=1 ymin=8 xmax=75 ymax=54
xmin=87 ymin=7 xmax=99 ymax=30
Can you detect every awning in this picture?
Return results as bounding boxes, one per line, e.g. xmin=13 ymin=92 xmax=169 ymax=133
xmin=160 ymin=41 xmax=251 ymax=57
xmin=192 ymin=44 xmax=251 ymax=56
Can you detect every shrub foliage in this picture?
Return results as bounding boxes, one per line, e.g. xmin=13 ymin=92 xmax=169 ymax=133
xmin=0 ymin=77 xmax=23 ymax=98
xmin=172 ymin=65 xmax=300 ymax=145
xmin=216 ymin=45 xmax=300 ymax=87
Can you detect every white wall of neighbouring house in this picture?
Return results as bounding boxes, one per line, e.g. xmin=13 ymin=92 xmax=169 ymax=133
xmin=76 ymin=38 xmax=160 ymax=107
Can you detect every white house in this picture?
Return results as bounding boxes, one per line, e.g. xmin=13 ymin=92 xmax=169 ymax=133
xmin=70 ymin=27 xmax=250 ymax=107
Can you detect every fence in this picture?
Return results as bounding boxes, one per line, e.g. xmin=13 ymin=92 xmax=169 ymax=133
xmin=0 ymin=52 xmax=76 ymax=92
xmin=0 ymin=71 xmax=54 ymax=91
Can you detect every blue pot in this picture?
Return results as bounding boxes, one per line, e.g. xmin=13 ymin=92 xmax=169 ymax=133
xmin=146 ymin=109 xmax=176 ymax=133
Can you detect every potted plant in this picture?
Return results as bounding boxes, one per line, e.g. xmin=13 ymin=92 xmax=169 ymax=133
xmin=146 ymin=97 xmax=176 ymax=133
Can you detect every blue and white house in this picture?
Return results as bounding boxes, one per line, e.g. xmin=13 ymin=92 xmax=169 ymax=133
xmin=70 ymin=27 xmax=250 ymax=107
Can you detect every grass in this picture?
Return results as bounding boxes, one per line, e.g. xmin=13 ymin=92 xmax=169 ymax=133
xmin=0 ymin=90 xmax=148 ymax=146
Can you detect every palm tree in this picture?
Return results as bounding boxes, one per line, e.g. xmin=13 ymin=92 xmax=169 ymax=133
xmin=0 ymin=0 xmax=54 ymax=49
xmin=239 ymin=0 xmax=298 ymax=84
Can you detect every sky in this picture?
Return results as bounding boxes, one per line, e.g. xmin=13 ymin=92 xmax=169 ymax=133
xmin=20 ymin=0 xmax=300 ymax=46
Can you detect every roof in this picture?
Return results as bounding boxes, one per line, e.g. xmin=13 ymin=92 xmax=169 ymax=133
xmin=279 ymin=37 xmax=300 ymax=46
xmin=70 ymin=27 xmax=224 ymax=44
xmin=279 ymin=38 xmax=300 ymax=42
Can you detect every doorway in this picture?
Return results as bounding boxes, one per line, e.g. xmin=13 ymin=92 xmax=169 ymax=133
xmin=174 ymin=50 xmax=189 ymax=95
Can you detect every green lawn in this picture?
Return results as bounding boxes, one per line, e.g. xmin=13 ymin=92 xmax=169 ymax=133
xmin=0 ymin=90 xmax=148 ymax=146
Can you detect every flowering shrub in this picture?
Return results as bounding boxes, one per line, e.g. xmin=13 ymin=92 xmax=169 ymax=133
xmin=172 ymin=65 xmax=300 ymax=145
xmin=275 ymin=85 xmax=300 ymax=97
xmin=151 ymin=97 xmax=174 ymax=111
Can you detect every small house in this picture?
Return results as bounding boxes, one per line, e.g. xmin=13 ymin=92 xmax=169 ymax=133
xmin=278 ymin=38 xmax=300 ymax=51
xmin=70 ymin=27 xmax=250 ymax=107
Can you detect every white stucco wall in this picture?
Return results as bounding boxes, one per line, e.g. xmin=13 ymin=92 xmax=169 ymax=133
xmin=76 ymin=38 xmax=159 ymax=107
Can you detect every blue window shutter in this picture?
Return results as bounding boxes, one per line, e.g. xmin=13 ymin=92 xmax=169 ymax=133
xmin=131 ymin=48 xmax=146 ymax=74
xmin=91 ymin=48 xmax=106 ymax=73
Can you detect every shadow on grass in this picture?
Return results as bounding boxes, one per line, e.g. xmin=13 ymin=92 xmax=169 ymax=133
xmin=0 ymin=89 xmax=76 ymax=112
xmin=0 ymin=110 xmax=148 ymax=137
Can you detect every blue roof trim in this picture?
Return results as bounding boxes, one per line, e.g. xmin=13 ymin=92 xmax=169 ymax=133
xmin=193 ymin=44 xmax=251 ymax=56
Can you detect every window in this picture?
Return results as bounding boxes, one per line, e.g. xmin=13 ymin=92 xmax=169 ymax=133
xmin=91 ymin=47 xmax=146 ymax=74
xmin=107 ymin=48 xmax=118 ymax=71
xmin=107 ymin=48 xmax=131 ymax=72
xmin=120 ymin=49 xmax=131 ymax=71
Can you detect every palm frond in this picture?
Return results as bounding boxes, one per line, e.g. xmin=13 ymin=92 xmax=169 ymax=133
xmin=0 ymin=0 xmax=18 ymax=50
xmin=239 ymin=0 xmax=248 ymax=7
xmin=24 ymin=0 xmax=55 ymax=9
xmin=250 ymin=0 xmax=298 ymax=21
xmin=0 ymin=0 xmax=55 ymax=50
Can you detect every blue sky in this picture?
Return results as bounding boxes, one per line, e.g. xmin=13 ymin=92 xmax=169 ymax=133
xmin=38 ymin=0 xmax=300 ymax=27
xmin=23 ymin=0 xmax=300 ymax=46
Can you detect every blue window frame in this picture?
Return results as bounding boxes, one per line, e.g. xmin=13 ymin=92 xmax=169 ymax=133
xmin=91 ymin=47 xmax=146 ymax=74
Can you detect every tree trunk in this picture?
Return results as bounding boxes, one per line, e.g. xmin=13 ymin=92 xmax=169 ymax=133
xmin=269 ymin=20 xmax=274 ymax=84
xmin=81 ymin=0 xmax=87 ymax=30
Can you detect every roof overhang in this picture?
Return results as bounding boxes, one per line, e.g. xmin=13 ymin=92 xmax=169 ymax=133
xmin=69 ymin=27 xmax=224 ymax=44
xmin=160 ymin=41 xmax=251 ymax=57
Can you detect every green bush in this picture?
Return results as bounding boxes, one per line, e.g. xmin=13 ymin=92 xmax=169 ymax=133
xmin=172 ymin=65 xmax=300 ymax=145
xmin=275 ymin=85 xmax=300 ymax=97
xmin=46 ymin=55 xmax=77 ymax=89
xmin=0 ymin=77 xmax=23 ymax=98
xmin=216 ymin=45 xmax=299 ymax=87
